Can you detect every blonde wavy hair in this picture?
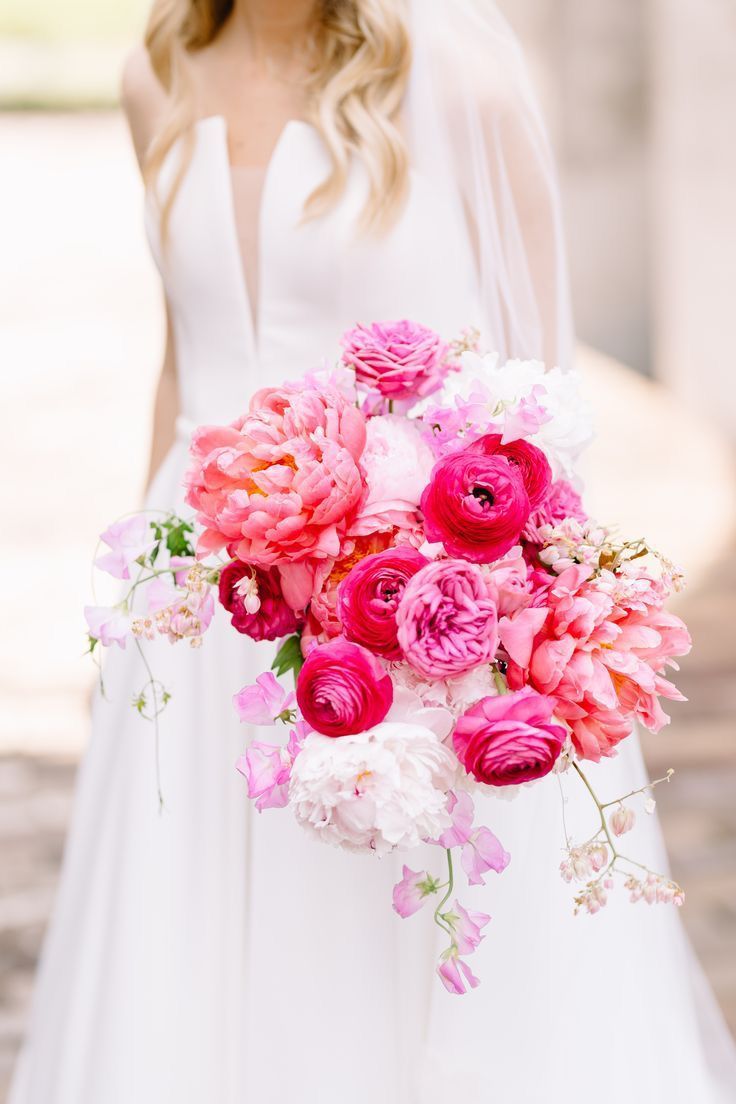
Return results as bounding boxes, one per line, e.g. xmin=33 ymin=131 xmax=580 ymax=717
xmin=144 ymin=0 xmax=411 ymax=236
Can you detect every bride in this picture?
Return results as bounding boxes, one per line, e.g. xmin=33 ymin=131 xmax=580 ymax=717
xmin=10 ymin=1 xmax=736 ymax=1101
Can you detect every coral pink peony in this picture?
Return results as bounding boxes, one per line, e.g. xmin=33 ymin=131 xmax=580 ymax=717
xmin=453 ymin=688 xmax=566 ymax=787
xmin=420 ymin=443 xmax=532 ymax=563
xmin=184 ymin=378 xmax=367 ymax=609
xmin=218 ymin=560 xmax=301 ymax=641
xmin=338 ymin=546 xmax=429 ymax=659
xmin=503 ymin=564 xmax=692 ymax=761
xmin=396 ymin=560 xmax=499 ymax=679
xmin=296 ymin=638 xmax=393 ymax=737
xmin=341 ymin=320 xmax=450 ymax=401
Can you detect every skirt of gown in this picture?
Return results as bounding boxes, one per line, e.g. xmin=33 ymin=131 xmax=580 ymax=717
xmin=9 ymin=438 xmax=736 ymax=1104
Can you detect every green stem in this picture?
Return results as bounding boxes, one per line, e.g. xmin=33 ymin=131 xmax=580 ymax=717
xmin=492 ymin=666 xmax=509 ymax=695
xmin=134 ymin=639 xmax=165 ymax=813
xmin=433 ymin=849 xmax=455 ymax=938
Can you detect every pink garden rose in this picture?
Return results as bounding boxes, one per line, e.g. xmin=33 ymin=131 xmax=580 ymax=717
xmin=338 ymin=546 xmax=429 ymax=659
xmin=341 ymin=320 xmax=450 ymax=402
xmin=396 ymin=560 xmax=499 ymax=679
xmin=184 ymin=378 xmax=367 ymax=610
xmin=453 ymin=688 xmax=566 ymax=787
xmin=420 ymin=442 xmax=532 ymax=563
xmin=296 ymin=638 xmax=393 ymax=738
xmin=218 ymin=560 xmax=301 ymax=641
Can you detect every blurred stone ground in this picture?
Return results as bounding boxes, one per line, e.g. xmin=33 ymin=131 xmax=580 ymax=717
xmin=1 ymin=111 xmax=735 ymax=1099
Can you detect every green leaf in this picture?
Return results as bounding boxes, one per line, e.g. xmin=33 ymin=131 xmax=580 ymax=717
xmin=271 ymin=634 xmax=305 ymax=680
xmin=165 ymin=519 xmax=195 ymax=558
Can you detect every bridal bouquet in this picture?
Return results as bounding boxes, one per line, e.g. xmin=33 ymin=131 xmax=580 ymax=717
xmin=86 ymin=321 xmax=691 ymax=994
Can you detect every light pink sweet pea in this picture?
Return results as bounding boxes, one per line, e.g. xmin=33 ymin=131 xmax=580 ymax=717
xmin=446 ymin=900 xmax=491 ymax=956
xmin=437 ymin=952 xmax=481 ymax=995
xmin=341 ymin=320 xmax=450 ymax=402
xmin=233 ymin=672 xmax=296 ymax=726
xmin=95 ymin=514 xmax=156 ymax=580
xmin=84 ymin=605 xmax=130 ymax=649
xmin=392 ymin=866 xmax=441 ymax=918
xmin=435 ymin=791 xmax=510 ymax=885
xmin=236 ymin=723 xmax=306 ymax=811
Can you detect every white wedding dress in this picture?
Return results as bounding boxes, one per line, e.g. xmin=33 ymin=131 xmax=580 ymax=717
xmin=10 ymin=105 xmax=736 ymax=1104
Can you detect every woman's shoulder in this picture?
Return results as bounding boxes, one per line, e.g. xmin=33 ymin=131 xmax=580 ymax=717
xmin=120 ymin=45 xmax=169 ymax=168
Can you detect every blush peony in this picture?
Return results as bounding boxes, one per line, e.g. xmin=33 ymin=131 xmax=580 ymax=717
xmin=288 ymin=721 xmax=458 ymax=854
xmin=349 ymin=414 xmax=435 ymax=538
xmin=453 ymin=688 xmax=566 ymax=787
xmin=296 ymin=638 xmax=393 ymax=737
xmin=338 ymin=546 xmax=429 ymax=659
xmin=420 ymin=444 xmax=532 ymax=563
xmin=218 ymin=560 xmax=301 ymax=641
xmin=396 ymin=560 xmax=499 ymax=679
xmin=184 ymin=378 xmax=367 ymax=610
xmin=341 ymin=319 xmax=450 ymax=402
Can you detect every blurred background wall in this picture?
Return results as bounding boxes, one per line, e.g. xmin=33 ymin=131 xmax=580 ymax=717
xmin=1 ymin=0 xmax=735 ymax=1097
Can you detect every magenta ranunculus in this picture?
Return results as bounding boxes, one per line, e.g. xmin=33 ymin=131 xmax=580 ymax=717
xmin=341 ymin=320 xmax=450 ymax=401
xmin=338 ymin=547 xmax=429 ymax=659
xmin=296 ymin=639 xmax=393 ymax=738
xmin=396 ymin=560 xmax=499 ymax=679
xmin=467 ymin=433 xmax=552 ymax=510
xmin=453 ymin=688 xmax=566 ymax=787
xmin=218 ymin=560 xmax=301 ymax=641
xmin=420 ymin=446 xmax=531 ymax=564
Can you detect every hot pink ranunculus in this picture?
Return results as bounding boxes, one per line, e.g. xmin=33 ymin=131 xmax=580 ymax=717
xmin=396 ymin=560 xmax=499 ymax=679
xmin=339 ymin=547 xmax=429 ymax=660
xmin=466 ymin=433 xmax=552 ymax=510
xmin=184 ymin=379 xmax=367 ymax=609
xmin=218 ymin=560 xmax=301 ymax=641
xmin=341 ymin=319 xmax=450 ymax=402
xmin=453 ymin=688 xmax=566 ymax=787
xmin=420 ymin=444 xmax=532 ymax=564
xmin=296 ymin=638 xmax=393 ymax=738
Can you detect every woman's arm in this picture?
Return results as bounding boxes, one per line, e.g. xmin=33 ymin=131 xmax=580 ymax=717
xmin=121 ymin=47 xmax=180 ymax=491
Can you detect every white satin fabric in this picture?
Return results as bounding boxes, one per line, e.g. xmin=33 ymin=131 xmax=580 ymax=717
xmin=10 ymin=111 xmax=736 ymax=1104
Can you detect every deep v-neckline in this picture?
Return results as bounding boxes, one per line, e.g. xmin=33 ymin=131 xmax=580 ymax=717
xmin=200 ymin=114 xmax=309 ymax=361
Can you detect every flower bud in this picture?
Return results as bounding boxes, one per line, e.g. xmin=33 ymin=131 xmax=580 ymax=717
xmin=609 ymin=805 xmax=636 ymax=837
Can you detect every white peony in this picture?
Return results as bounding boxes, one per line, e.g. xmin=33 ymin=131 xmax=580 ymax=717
xmin=417 ymin=351 xmax=594 ymax=480
xmin=288 ymin=722 xmax=458 ymax=855
xmin=351 ymin=414 xmax=435 ymax=536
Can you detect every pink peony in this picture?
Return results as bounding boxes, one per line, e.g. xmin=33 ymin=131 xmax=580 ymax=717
xmin=218 ymin=560 xmax=301 ymax=641
xmin=453 ymin=688 xmax=566 ymax=787
xmin=184 ymin=378 xmax=367 ymax=609
xmin=396 ymin=560 xmax=499 ymax=679
xmin=296 ymin=638 xmax=393 ymax=738
xmin=523 ymin=479 xmax=588 ymax=545
xmin=338 ymin=547 xmax=429 ymax=660
xmin=420 ymin=443 xmax=532 ymax=564
xmin=341 ymin=319 xmax=450 ymax=402
xmin=349 ymin=414 xmax=434 ymax=539
xmin=504 ymin=564 xmax=692 ymax=761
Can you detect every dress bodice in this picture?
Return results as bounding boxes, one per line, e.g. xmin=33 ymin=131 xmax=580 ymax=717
xmin=145 ymin=116 xmax=483 ymax=426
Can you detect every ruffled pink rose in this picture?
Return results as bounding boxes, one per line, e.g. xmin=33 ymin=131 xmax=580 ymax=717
xmin=338 ymin=547 xmax=429 ymax=659
xmin=453 ymin=688 xmax=566 ymax=787
xmin=218 ymin=560 xmax=301 ymax=641
xmin=296 ymin=638 xmax=393 ymax=737
xmin=396 ymin=560 xmax=499 ymax=679
xmin=341 ymin=320 xmax=450 ymax=401
xmin=184 ymin=379 xmax=367 ymax=609
xmin=420 ymin=443 xmax=532 ymax=563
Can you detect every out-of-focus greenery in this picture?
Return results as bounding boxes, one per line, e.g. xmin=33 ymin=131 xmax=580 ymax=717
xmin=0 ymin=0 xmax=149 ymax=40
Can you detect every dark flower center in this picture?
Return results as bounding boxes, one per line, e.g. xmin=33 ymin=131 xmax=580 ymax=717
xmin=472 ymin=485 xmax=495 ymax=509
